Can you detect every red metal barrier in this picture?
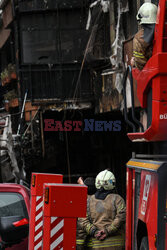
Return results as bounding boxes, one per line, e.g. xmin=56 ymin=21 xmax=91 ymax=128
xmin=42 ymin=183 xmax=87 ymax=250
xmin=29 ymin=173 xmax=63 ymax=250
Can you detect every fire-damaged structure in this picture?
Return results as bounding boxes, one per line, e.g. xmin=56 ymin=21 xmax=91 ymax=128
xmin=0 ymin=0 xmax=148 ymax=192
xmin=18 ymin=1 xmax=94 ymax=106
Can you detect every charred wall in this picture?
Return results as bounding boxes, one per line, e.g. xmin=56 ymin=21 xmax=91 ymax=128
xmin=16 ymin=0 xmax=94 ymax=104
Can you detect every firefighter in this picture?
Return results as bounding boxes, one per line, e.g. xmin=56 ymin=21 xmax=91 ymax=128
xmin=78 ymin=170 xmax=126 ymax=250
xmin=76 ymin=177 xmax=96 ymax=250
xmin=131 ymin=2 xmax=158 ymax=70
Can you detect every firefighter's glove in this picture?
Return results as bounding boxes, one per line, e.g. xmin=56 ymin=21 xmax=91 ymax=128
xmin=94 ymin=229 xmax=108 ymax=241
xmin=131 ymin=57 xmax=135 ymax=67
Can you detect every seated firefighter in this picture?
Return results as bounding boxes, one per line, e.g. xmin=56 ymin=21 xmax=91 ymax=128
xmin=77 ymin=170 xmax=126 ymax=250
xmin=131 ymin=2 xmax=158 ymax=70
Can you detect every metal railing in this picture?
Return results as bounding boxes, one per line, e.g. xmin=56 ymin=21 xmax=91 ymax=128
xmin=20 ymin=65 xmax=93 ymax=102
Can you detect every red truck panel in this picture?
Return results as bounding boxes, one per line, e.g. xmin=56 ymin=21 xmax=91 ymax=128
xmin=0 ymin=183 xmax=30 ymax=250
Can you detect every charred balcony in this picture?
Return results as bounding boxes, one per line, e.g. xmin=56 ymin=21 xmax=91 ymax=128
xmin=20 ymin=64 xmax=93 ymax=103
xmin=16 ymin=0 xmax=94 ymax=104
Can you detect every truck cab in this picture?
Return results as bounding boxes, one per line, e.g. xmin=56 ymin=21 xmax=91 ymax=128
xmin=0 ymin=184 xmax=30 ymax=250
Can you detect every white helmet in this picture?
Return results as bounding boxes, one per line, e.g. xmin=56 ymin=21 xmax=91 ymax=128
xmin=136 ymin=3 xmax=157 ymax=25
xmin=95 ymin=170 xmax=116 ymax=191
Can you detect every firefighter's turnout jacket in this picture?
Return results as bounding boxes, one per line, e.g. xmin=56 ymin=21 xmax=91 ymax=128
xmin=76 ymin=194 xmax=91 ymax=250
xmin=76 ymin=217 xmax=89 ymax=250
xmin=78 ymin=192 xmax=126 ymax=249
xmin=133 ymin=28 xmax=153 ymax=70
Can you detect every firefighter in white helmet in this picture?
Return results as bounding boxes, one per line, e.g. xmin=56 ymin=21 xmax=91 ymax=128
xmin=131 ymin=2 xmax=158 ymax=70
xmin=79 ymin=170 xmax=126 ymax=249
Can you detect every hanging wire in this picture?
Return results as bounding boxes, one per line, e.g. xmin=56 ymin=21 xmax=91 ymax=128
xmin=72 ymin=7 xmax=103 ymax=100
xmin=63 ymin=110 xmax=71 ymax=183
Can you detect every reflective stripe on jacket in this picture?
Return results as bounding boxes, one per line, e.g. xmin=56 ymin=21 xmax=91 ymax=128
xmin=76 ymin=217 xmax=88 ymax=246
xmin=87 ymin=236 xmax=125 ymax=248
xmin=133 ymin=28 xmax=153 ymax=70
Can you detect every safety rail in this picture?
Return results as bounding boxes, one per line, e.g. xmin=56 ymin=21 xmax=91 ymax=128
xmin=122 ymin=65 xmax=144 ymax=133
xmin=19 ymin=65 xmax=93 ymax=102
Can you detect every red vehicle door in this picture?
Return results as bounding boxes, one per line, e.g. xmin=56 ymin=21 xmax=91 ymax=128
xmin=126 ymin=159 xmax=167 ymax=250
xmin=157 ymin=164 xmax=167 ymax=249
xmin=0 ymin=184 xmax=30 ymax=250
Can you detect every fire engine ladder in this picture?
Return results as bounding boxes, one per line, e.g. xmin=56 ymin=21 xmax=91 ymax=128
xmin=0 ymin=113 xmax=20 ymax=181
xmin=122 ymin=65 xmax=144 ymax=133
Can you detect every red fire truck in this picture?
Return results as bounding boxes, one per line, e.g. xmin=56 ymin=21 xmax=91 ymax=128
xmin=0 ymin=183 xmax=30 ymax=250
xmin=123 ymin=0 xmax=167 ymax=249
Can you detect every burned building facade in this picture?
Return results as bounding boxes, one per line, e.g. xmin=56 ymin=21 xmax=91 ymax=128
xmin=0 ymin=0 xmax=158 ymax=194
